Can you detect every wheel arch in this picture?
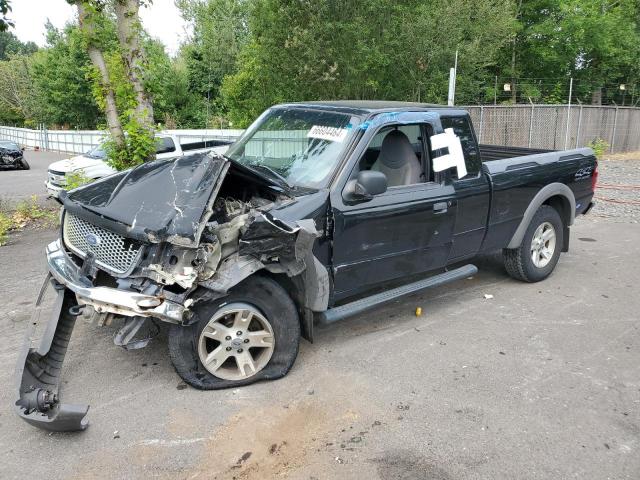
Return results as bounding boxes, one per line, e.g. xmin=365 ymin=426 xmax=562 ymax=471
xmin=257 ymin=272 xmax=309 ymax=341
xmin=507 ymin=183 xmax=575 ymax=249
xmin=199 ymin=253 xmax=330 ymax=344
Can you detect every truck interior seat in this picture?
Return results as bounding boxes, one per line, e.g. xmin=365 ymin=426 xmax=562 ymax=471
xmin=371 ymin=130 xmax=422 ymax=186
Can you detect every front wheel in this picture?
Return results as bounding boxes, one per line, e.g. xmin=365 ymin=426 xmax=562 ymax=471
xmin=168 ymin=275 xmax=300 ymax=390
xmin=19 ymin=158 xmax=30 ymax=170
xmin=503 ymin=205 xmax=564 ymax=282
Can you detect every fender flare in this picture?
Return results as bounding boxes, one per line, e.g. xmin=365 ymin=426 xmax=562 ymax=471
xmin=506 ymin=182 xmax=575 ymax=249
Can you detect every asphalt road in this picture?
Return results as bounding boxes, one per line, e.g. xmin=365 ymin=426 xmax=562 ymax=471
xmin=0 ymin=150 xmax=67 ymax=201
xmin=0 ymin=160 xmax=638 ymax=479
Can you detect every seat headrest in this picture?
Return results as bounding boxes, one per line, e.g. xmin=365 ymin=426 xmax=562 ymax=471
xmin=378 ymin=130 xmax=417 ymax=169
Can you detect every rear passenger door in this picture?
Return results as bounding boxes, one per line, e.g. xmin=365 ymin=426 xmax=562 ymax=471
xmin=440 ymin=115 xmax=491 ymax=261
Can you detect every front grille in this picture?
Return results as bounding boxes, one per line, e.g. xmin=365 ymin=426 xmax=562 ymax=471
xmin=48 ymin=170 xmax=67 ymax=186
xmin=63 ymin=213 xmax=143 ymax=275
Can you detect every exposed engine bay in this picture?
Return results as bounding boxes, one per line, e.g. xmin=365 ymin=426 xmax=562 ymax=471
xmin=60 ymin=158 xmax=324 ymax=332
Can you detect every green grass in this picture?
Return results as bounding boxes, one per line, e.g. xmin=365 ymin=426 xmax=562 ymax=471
xmin=0 ymin=195 xmax=59 ymax=246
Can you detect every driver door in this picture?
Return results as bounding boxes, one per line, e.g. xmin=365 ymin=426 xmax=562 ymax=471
xmin=330 ymin=117 xmax=458 ymax=301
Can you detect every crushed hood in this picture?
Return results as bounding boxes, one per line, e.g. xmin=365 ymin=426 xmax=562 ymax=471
xmin=60 ymin=152 xmax=290 ymax=247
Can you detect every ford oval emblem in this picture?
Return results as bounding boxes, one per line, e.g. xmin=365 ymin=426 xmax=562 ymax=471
xmin=85 ymin=233 xmax=101 ymax=247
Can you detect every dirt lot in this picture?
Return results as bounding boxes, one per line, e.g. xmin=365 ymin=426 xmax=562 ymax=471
xmin=0 ymin=153 xmax=638 ymax=479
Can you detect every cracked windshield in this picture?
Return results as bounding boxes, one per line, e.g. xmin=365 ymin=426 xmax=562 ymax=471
xmin=225 ymin=108 xmax=359 ymax=189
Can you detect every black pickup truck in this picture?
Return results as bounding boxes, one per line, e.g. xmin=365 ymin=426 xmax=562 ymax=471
xmin=15 ymin=101 xmax=597 ymax=431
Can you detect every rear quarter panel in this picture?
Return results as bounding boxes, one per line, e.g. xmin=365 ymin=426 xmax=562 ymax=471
xmin=481 ymin=148 xmax=596 ymax=252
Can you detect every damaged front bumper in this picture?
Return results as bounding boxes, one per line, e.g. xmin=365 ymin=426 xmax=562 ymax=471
xmin=14 ymin=276 xmax=90 ymax=431
xmin=15 ymin=240 xmax=189 ymax=432
xmin=46 ymin=239 xmax=186 ymax=324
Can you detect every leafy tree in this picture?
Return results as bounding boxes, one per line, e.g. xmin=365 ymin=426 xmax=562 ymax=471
xmin=177 ymin=0 xmax=248 ymax=125
xmin=71 ymin=0 xmax=158 ymax=170
xmin=0 ymin=54 xmax=39 ymax=125
xmin=222 ymin=0 xmax=516 ymax=126
xmin=30 ymin=22 xmax=102 ymax=128
xmin=497 ymin=0 xmax=640 ymax=104
xmin=0 ymin=0 xmax=12 ymax=32
xmin=0 ymin=30 xmax=37 ymax=60
xmin=145 ymin=40 xmax=207 ymax=127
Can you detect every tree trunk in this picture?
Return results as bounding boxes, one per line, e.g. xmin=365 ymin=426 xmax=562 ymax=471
xmin=75 ymin=1 xmax=125 ymax=147
xmin=113 ymin=0 xmax=155 ymax=129
xmin=591 ymin=87 xmax=602 ymax=105
xmin=87 ymin=47 xmax=125 ymax=143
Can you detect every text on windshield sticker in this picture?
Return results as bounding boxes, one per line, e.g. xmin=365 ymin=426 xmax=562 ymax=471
xmin=307 ymin=125 xmax=349 ymax=143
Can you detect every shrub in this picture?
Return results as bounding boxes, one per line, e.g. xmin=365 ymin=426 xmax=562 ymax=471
xmin=64 ymin=170 xmax=94 ymax=190
xmin=587 ymin=138 xmax=610 ymax=160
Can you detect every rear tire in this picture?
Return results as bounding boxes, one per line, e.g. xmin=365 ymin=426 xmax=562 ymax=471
xmin=503 ymin=205 xmax=564 ymax=283
xmin=168 ymin=275 xmax=300 ymax=390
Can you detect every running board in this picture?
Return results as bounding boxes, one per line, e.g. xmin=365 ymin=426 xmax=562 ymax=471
xmin=319 ymin=264 xmax=478 ymax=325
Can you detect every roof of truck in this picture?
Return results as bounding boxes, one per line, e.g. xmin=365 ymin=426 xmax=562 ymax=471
xmin=279 ymin=100 xmax=469 ymax=116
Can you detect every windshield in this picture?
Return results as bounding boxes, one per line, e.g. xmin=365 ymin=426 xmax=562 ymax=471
xmin=0 ymin=141 xmax=19 ymax=150
xmin=85 ymin=143 xmax=107 ymax=159
xmin=225 ymin=107 xmax=360 ymax=189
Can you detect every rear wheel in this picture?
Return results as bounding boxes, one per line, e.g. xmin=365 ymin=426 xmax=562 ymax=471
xmin=168 ymin=275 xmax=300 ymax=389
xmin=503 ymin=205 xmax=564 ymax=282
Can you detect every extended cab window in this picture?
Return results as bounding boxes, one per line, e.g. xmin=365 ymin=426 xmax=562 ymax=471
xmin=358 ymin=124 xmax=434 ymax=187
xmin=440 ymin=116 xmax=481 ymax=177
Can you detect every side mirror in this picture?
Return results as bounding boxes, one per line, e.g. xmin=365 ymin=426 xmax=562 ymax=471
xmin=344 ymin=170 xmax=388 ymax=201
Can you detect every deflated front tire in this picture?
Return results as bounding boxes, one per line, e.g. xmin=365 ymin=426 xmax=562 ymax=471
xmin=168 ymin=275 xmax=301 ymax=390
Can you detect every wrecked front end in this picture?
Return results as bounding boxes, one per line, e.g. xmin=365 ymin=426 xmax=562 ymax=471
xmin=15 ymin=152 xmax=327 ymax=432
xmin=0 ymin=145 xmax=25 ymax=169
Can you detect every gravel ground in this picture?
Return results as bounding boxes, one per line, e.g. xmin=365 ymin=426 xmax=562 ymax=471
xmin=0 ymin=154 xmax=638 ymax=480
xmin=592 ymin=156 xmax=640 ymax=222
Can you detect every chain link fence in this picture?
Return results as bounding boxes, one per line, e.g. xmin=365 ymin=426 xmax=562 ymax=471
xmin=2 ymin=105 xmax=639 ymax=154
xmin=465 ymin=104 xmax=640 ymax=153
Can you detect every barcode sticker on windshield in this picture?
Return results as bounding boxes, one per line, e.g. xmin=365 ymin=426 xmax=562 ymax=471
xmin=307 ymin=125 xmax=349 ymax=142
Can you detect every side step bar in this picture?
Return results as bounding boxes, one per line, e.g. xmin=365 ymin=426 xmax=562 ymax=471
xmin=319 ymin=264 xmax=478 ymax=325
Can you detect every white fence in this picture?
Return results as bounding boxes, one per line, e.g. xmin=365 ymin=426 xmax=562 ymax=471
xmin=2 ymin=104 xmax=640 ymax=154
xmin=0 ymin=126 xmax=244 ymax=154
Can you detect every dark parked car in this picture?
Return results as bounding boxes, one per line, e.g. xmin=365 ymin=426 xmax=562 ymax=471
xmin=0 ymin=140 xmax=29 ymax=170
xmin=15 ymin=101 xmax=597 ymax=431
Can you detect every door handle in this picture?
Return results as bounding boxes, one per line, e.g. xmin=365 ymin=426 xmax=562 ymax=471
xmin=433 ymin=202 xmax=448 ymax=214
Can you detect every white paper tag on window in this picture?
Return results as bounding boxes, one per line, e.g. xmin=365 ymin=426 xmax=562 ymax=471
xmin=430 ymin=128 xmax=467 ymax=179
xmin=307 ymin=125 xmax=348 ymax=143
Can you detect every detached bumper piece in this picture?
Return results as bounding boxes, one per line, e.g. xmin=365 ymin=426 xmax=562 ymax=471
xmin=14 ymin=276 xmax=89 ymax=432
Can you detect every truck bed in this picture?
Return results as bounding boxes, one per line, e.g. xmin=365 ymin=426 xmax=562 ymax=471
xmin=480 ymin=144 xmax=594 ymax=175
xmin=479 ymin=144 xmax=553 ymax=161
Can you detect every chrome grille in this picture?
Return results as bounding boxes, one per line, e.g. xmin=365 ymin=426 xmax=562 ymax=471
xmin=48 ymin=170 xmax=66 ymax=186
xmin=63 ymin=213 xmax=143 ymax=275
